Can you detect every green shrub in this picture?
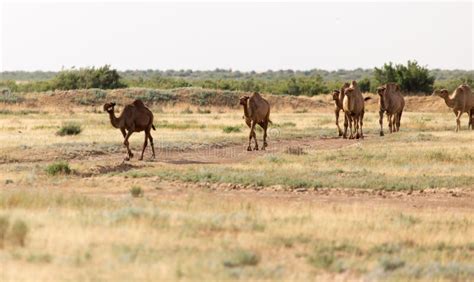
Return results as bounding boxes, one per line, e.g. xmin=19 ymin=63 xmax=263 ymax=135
xmin=130 ymin=186 xmax=144 ymax=198
xmin=57 ymin=123 xmax=82 ymax=136
xmin=52 ymin=65 xmax=125 ymax=90
xmin=223 ymin=126 xmax=241 ymax=133
xmin=46 ymin=161 xmax=71 ymax=176
xmin=374 ymin=60 xmax=435 ymax=93
xmin=9 ymin=220 xmax=28 ymax=247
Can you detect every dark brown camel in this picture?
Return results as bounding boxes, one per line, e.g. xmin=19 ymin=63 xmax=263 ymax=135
xmin=239 ymin=92 xmax=271 ymax=151
xmin=103 ymin=100 xmax=156 ymax=161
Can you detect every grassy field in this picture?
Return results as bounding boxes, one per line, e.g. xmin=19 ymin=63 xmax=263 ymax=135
xmin=0 ymin=98 xmax=473 ymax=281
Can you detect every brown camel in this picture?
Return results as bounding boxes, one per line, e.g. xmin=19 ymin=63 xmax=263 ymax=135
xmin=432 ymin=84 xmax=474 ymax=131
xmin=377 ymin=83 xmax=405 ymax=136
xmin=103 ymin=99 xmax=156 ymax=160
xmin=239 ymin=92 xmax=271 ymax=151
xmin=342 ymin=81 xmax=371 ymax=139
xmin=331 ymin=82 xmax=350 ymax=136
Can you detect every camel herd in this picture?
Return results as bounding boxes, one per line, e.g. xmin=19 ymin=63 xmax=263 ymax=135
xmin=104 ymin=82 xmax=473 ymax=160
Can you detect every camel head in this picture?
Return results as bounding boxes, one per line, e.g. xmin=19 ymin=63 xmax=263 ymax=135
xmin=432 ymin=89 xmax=449 ymax=97
xmin=344 ymin=87 xmax=356 ymax=97
xmin=377 ymin=86 xmax=386 ymax=96
xmin=103 ymin=102 xmax=116 ymax=113
xmin=239 ymin=96 xmax=250 ymax=106
xmin=331 ymin=90 xmax=340 ymax=101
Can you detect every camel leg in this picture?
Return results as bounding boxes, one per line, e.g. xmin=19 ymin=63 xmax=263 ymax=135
xmin=253 ymin=125 xmax=259 ymax=151
xmin=260 ymin=122 xmax=268 ymax=150
xmin=360 ymin=112 xmax=365 ymax=139
xmin=120 ymin=128 xmax=127 ymax=138
xmin=148 ymin=130 xmax=156 ymax=158
xmin=354 ymin=116 xmax=359 ymax=139
xmin=139 ymin=131 xmax=148 ymax=161
xmin=468 ymin=109 xmax=473 ymax=130
xmin=455 ymin=111 xmax=463 ymax=132
xmin=396 ymin=111 xmax=403 ymax=132
xmin=379 ymin=110 xmax=384 ymax=136
xmin=123 ymin=130 xmax=134 ymax=161
xmin=387 ymin=114 xmax=393 ymax=133
xmin=348 ymin=115 xmax=354 ymax=139
xmin=335 ymin=109 xmax=343 ymax=136
xmin=343 ymin=114 xmax=349 ymax=139
xmin=248 ymin=121 xmax=257 ymax=151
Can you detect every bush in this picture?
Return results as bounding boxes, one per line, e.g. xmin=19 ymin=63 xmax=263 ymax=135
xmin=130 ymin=186 xmax=144 ymax=198
xmin=46 ymin=161 xmax=71 ymax=176
xmin=52 ymin=65 xmax=126 ymax=90
xmin=57 ymin=123 xmax=82 ymax=136
xmin=223 ymin=126 xmax=241 ymax=133
xmin=374 ymin=61 xmax=435 ymax=93
xmin=9 ymin=219 xmax=28 ymax=247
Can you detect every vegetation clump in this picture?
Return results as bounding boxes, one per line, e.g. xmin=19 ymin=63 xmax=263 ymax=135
xmin=130 ymin=186 xmax=144 ymax=198
xmin=223 ymin=126 xmax=241 ymax=133
xmin=223 ymin=249 xmax=260 ymax=267
xmin=57 ymin=122 xmax=82 ymax=136
xmin=46 ymin=161 xmax=72 ymax=176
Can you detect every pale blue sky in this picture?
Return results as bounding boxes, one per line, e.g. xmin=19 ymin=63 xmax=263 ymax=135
xmin=1 ymin=1 xmax=472 ymax=71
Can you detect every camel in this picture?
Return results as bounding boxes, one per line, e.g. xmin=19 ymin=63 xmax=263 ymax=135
xmin=331 ymin=82 xmax=350 ymax=136
xmin=432 ymin=84 xmax=474 ymax=131
xmin=103 ymin=99 xmax=156 ymax=160
xmin=342 ymin=81 xmax=371 ymax=139
xmin=377 ymin=83 xmax=405 ymax=136
xmin=470 ymin=109 xmax=474 ymax=130
xmin=239 ymin=92 xmax=271 ymax=151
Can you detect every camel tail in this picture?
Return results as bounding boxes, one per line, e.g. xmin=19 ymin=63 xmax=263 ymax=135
xmin=152 ymin=125 xmax=156 ymax=130
xmin=364 ymin=97 xmax=372 ymax=101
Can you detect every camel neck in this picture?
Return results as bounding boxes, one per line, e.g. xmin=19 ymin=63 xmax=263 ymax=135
xmin=108 ymin=111 xmax=121 ymax=128
xmin=441 ymin=95 xmax=455 ymax=108
xmin=242 ymin=104 xmax=250 ymax=118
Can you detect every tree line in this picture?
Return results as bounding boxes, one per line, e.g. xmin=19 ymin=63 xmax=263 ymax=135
xmin=1 ymin=62 xmax=472 ymax=96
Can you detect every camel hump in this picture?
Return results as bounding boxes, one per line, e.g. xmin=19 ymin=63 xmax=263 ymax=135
xmin=133 ymin=99 xmax=146 ymax=108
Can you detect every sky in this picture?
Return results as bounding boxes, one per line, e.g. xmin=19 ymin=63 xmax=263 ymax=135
xmin=0 ymin=1 xmax=473 ymax=72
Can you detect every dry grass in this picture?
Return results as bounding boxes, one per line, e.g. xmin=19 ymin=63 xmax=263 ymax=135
xmin=0 ymin=189 xmax=472 ymax=281
xmin=0 ymin=100 xmax=473 ymax=281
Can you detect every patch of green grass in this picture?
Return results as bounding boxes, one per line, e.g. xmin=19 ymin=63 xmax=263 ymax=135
xmin=223 ymin=126 xmax=241 ymax=133
xmin=45 ymin=161 xmax=71 ymax=176
xmin=130 ymin=186 xmax=144 ymax=198
xmin=379 ymin=256 xmax=406 ymax=272
xmin=57 ymin=122 xmax=82 ymax=136
xmin=223 ymin=249 xmax=260 ymax=268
